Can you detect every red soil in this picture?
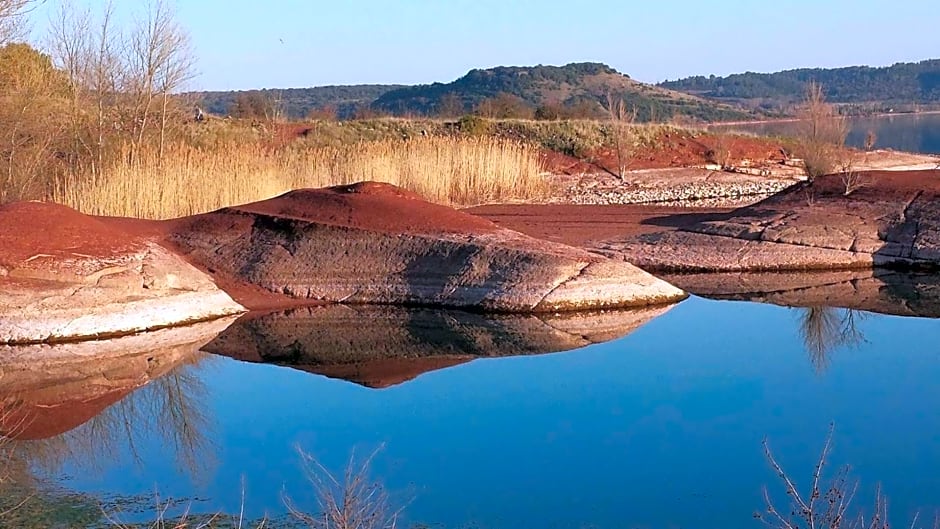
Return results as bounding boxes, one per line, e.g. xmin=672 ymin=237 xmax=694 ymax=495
xmin=0 ymin=201 xmax=142 ymax=270
xmin=465 ymin=204 xmax=733 ymax=247
xmin=230 ymin=182 xmax=499 ymax=236
xmin=469 ymin=170 xmax=940 ymax=251
xmin=773 ymin=169 xmax=940 ymax=201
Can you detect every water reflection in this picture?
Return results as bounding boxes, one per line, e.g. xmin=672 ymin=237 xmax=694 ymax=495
xmin=203 ymin=304 xmax=677 ymax=388
xmin=665 ymin=269 xmax=937 ymax=371
xmin=0 ymin=318 xmax=233 ymax=523
xmin=665 ymin=269 xmax=940 ymax=318
xmin=797 ymin=307 xmax=867 ymax=372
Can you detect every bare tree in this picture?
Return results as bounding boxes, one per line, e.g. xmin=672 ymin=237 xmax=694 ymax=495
xmin=127 ymin=0 xmax=195 ymax=159
xmin=50 ymin=1 xmax=125 ymax=171
xmin=757 ymin=425 xmax=858 ymax=529
xmin=798 ymin=82 xmax=848 ymax=181
xmin=605 ymin=91 xmax=637 ymax=180
xmin=0 ymin=0 xmax=36 ymax=45
xmin=436 ymin=92 xmax=464 ymax=118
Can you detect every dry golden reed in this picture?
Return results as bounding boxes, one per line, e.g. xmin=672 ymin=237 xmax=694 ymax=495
xmin=55 ymin=136 xmax=547 ymax=219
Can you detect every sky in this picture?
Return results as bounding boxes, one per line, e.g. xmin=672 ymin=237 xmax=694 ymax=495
xmin=28 ymin=0 xmax=940 ymax=91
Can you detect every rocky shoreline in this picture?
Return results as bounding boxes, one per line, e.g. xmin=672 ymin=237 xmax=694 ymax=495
xmin=547 ymin=167 xmax=801 ymax=206
xmin=596 ymin=169 xmax=940 ymax=272
xmin=4 ymin=149 xmax=940 ymax=346
xmin=0 ymin=183 xmax=687 ymax=345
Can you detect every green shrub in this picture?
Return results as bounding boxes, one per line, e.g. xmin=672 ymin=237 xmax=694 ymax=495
xmin=457 ymin=114 xmax=492 ymax=136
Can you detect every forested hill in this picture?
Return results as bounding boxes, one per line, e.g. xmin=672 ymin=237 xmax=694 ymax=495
xmin=370 ymin=62 xmax=752 ymax=122
xmin=660 ymin=59 xmax=940 ymax=107
xmin=193 ymin=85 xmax=403 ymax=120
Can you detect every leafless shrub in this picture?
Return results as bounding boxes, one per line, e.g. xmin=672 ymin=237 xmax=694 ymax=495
xmin=605 ymin=91 xmax=637 ymax=180
xmin=757 ymin=425 xmax=940 ymax=529
xmin=802 ymin=185 xmax=817 ymax=208
xmin=757 ymin=425 xmax=858 ymax=529
xmin=840 ymin=167 xmax=867 ymax=196
xmin=798 ymin=83 xmax=848 ymax=181
xmin=285 ymin=445 xmax=406 ymax=529
xmin=864 ymin=130 xmax=877 ymax=152
xmin=706 ymin=133 xmax=733 ymax=170
xmin=836 ymin=150 xmax=868 ymax=196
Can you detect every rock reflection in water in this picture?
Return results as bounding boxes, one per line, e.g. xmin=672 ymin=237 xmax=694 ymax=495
xmin=664 ymin=269 xmax=940 ymax=318
xmin=0 ymin=317 xmax=234 ymax=497
xmin=664 ymin=269 xmax=940 ymax=371
xmin=204 ymin=304 xmax=676 ymax=388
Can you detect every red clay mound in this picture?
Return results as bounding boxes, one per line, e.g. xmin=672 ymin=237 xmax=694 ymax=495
xmin=165 ymin=182 xmax=685 ymax=312
xmin=229 ymin=182 xmax=499 ymax=237
xmin=0 ymin=201 xmax=142 ymax=278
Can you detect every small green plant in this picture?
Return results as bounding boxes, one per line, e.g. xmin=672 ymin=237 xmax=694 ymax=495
xmin=456 ymin=114 xmax=492 ymax=136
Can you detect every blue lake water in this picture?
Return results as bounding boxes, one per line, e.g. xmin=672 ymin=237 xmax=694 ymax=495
xmin=717 ymin=112 xmax=940 ymax=154
xmin=3 ymin=288 xmax=940 ymax=528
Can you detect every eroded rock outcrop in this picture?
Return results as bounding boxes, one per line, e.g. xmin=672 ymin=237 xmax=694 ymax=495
xmin=596 ymin=170 xmax=940 ymax=272
xmin=204 ymin=304 xmax=674 ymax=388
xmin=0 ymin=202 xmax=244 ymax=344
xmin=165 ymin=182 xmax=686 ymax=312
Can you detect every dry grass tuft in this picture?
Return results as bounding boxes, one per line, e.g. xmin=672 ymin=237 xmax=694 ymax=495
xmin=285 ymin=445 xmax=405 ymax=529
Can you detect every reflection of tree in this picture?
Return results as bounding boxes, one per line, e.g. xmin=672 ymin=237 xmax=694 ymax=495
xmin=2 ymin=353 xmax=217 ymax=485
xmin=798 ymin=307 xmax=867 ymax=372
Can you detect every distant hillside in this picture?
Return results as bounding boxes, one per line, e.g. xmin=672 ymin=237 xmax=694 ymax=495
xmin=371 ymin=62 xmax=752 ymax=122
xmin=194 ymin=85 xmax=403 ymax=119
xmin=660 ymin=59 xmax=940 ymax=111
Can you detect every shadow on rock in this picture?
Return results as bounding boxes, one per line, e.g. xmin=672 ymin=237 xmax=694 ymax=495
xmin=203 ymin=304 xmax=676 ymax=388
xmin=663 ymin=269 xmax=940 ymax=318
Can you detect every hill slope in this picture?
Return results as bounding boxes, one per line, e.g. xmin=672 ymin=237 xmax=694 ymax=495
xmin=194 ymin=85 xmax=403 ymax=119
xmin=660 ymin=59 xmax=940 ymax=110
xmin=372 ymin=62 xmax=751 ymax=122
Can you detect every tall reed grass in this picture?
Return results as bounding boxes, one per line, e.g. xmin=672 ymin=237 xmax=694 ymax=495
xmin=55 ymin=136 xmax=546 ymax=219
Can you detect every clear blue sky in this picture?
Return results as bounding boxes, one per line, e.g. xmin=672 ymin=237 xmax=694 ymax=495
xmin=31 ymin=0 xmax=940 ymax=91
